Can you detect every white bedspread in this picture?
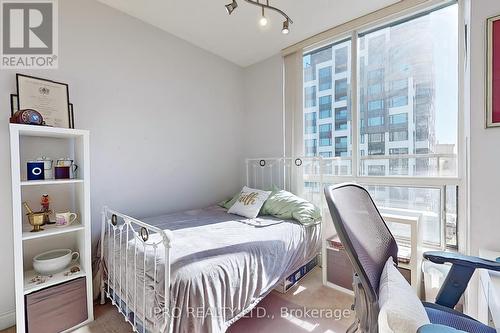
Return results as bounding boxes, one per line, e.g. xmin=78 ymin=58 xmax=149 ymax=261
xmin=104 ymin=206 xmax=321 ymax=333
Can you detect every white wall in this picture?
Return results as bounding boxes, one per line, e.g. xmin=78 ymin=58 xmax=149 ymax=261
xmin=467 ymin=0 xmax=500 ymax=316
xmin=0 ymin=0 xmax=245 ymax=327
xmin=469 ymin=0 xmax=500 ymax=256
xmin=242 ymin=55 xmax=284 ymax=158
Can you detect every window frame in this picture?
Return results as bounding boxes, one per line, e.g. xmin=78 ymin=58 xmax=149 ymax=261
xmin=298 ymin=1 xmax=464 ymax=251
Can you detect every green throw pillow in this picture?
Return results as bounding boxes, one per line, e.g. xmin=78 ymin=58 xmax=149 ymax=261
xmin=261 ymin=189 xmax=322 ymax=226
xmin=218 ymin=193 xmax=240 ymax=209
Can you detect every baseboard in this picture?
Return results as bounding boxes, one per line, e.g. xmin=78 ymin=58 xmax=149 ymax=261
xmin=0 ymin=309 xmax=15 ymax=330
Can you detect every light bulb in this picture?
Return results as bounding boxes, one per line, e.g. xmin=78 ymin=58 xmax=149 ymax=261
xmin=282 ymin=20 xmax=289 ymax=34
xmin=259 ymin=16 xmax=268 ymax=26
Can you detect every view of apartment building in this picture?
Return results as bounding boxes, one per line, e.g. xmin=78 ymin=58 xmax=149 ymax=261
xmin=302 ymin=9 xmax=458 ymax=247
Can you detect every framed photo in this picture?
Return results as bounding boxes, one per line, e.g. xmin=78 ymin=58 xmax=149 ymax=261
xmin=16 ymin=74 xmax=71 ymax=128
xmin=487 ymin=15 xmax=500 ymax=128
xmin=69 ymin=103 xmax=75 ymax=129
xmin=10 ymin=94 xmax=18 ymax=117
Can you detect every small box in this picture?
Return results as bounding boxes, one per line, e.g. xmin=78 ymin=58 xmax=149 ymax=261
xmin=26 ymin=277 xmax=88 ymax=332
xmin=274 ymin=256 xmax=318 ymax=293
xmin=27 ymin=161 xmax=45 ymax=181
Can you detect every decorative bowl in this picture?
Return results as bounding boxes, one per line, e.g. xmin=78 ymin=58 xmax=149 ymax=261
xmin=32 ymin=249 xmax=79 ymax=275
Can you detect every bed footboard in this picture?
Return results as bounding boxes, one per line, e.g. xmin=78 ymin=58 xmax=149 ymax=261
xmin=100 ymin=206 xmax=173 ymax=333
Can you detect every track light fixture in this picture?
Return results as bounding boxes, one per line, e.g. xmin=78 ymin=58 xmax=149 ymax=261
xmin=225 ymin=0 xmax=238 ymax=15
xmin=224 ymin=0 xmax=293 ymax=34
xmin=282 ymin=19 xmax=289 ymax=34
xmin=259 ymin=6 xmax=268 ymax=26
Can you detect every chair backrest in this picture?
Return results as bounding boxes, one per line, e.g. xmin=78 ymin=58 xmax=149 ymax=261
xmin=324 ymin=183 xmax=398 ymax=303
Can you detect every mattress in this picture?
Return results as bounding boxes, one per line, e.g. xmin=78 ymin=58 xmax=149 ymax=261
xmin=103 ymin=205 xmax=321 ymax=333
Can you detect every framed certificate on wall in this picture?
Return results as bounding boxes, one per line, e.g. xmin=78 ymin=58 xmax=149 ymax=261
xmin=16 ymin=74 xmax=71 ymax=128
xmin=487 ymin=15 xmax=500 ymax=128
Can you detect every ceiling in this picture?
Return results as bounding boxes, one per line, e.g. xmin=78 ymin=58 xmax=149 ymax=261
xmin=97 ymin=0 xmax=400 ymax=67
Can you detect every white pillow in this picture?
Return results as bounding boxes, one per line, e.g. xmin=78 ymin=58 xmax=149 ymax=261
xmin=378 ymin=257 xmax=430 ymax=333
xmin=228 ymin=186 xmax=271 ymax=219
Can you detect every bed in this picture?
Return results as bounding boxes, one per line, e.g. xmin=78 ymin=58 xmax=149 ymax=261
xmin=100 ymin=204 xmax=321 ymax=333
xmin=99 ymin=157 xmax=325 ymax=333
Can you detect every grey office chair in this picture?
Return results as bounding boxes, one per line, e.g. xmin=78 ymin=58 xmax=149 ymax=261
xmin=324 ymin=183 xmax=500 ymax=333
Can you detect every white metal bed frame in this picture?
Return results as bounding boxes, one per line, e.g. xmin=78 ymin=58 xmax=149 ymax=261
xmin=100 ymin=157 xmax=324 ymax=333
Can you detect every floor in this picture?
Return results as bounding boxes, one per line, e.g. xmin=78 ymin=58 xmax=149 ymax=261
xmin=1 ymin=267 xmax=354 ymax=333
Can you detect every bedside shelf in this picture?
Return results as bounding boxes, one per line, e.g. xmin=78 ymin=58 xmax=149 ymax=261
xmin=20 ymin=179 xmax=83 ymax=186
xmin=22 ymin=223 xmax=84 ymax=241
xmin=23 ymin=265 xmax=85 ymax=294
xmin=10 ymin=124 xmax=93 ymax=331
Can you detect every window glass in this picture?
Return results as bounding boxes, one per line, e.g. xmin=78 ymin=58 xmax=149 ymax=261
xmin=390 ymin=95 xmax=408 ymax=107
xmin=304 ymin=112 xmax=317 ymax=134
xmin=389 ymin=130 xmax=408 ymax=141
xmin=319 ymin=95 xmax=332 ymax=119
xmin=358 ymin=4 xmax=458 ymax=177
xmin=389 ymin=113 xmax=408 ymax=125
xmin=368 ymin=116 xmax=384 ymax=126
xmin=304 ymin=86 xmax=316 ymax=107
xmin=335 ymin=107 xmax=348 ymax=130
xmin=300 ymin=4 xmax=458 ymax=248
xmin=302 ymin=39 xmax=352 ymax=174
xmin=319 ymin=124 xmax=332 ymax=146
xmin=319 ymin=67 xmax=332 ymax=91
xmin=335 ymin=136 xmax=348 ymax=157
xmin=335 ymin=78 xmax=348 ymax=101
xmin=368 ymin=99 xmax=384 ymax=112
xmin=335 ymin=47 xmax=348 ymax=73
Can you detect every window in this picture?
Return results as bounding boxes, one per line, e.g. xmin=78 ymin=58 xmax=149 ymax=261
xmin=391 ymin=79 xmax=408 ymax=92
xmin=368 ymin=116 xmax=384 ymax=126
xmin=368 ymin=35 xmax=386 ymax=65
xmin=389 ymin=130 xmax=408 ymax=141
xmin=389 ymin=148 xmax=408 ymax=155
xmin=368 ymin=133 xmax=384 ymax=143
xmin=335 ymin=78 xmax=348 ymax=101
xmin=335 ymin=47 xmax=348 ymax=73
xmin=303 ymin=48 xmax=332 ymax=82
xmin=304 ymin=86 xmax=316 ymax=107
xmin=319 ymin=124 xmax=332 ymax=146
xmin=368 ymin=99 xmax=384 ymax=112
xmin=335 ymin=107 xmax=348 ymax=130
xmin=390 ymin=95 xmax=408 ymax=107
xmin=304 ymin=112 xmax=317 ymax=134
xmin=302 ymin=39 xmax=353 ymax=167
xmin=319 ymin=67 xmax=332 ymax=91
xmin=319 ymin=95 xmax=332 ymax=119
xmin=368 ymin=165 xmax=386 ymax=176
xmin=368 ymin=83 xmax=383 ymax=96
xmin=368 ymin=68 xmax=384 ymax=82
xmin=305 ymin=139 xmax=317 ymax=157
xmin=300 ymin=4 xmax=459 ymax=248
xmin=389 ymin=113 xmax=408 ymax=125
xmin=335 ymin=136 xmax=348 ymax=157
xmin=319 ymin=151 xmax=333 ymax=158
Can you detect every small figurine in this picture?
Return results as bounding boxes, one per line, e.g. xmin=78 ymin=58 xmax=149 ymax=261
xmin=40 ymin=194 xmax=54 ymax=225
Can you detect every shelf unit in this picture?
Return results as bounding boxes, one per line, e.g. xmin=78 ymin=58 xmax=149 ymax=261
xmin=9 ymin=124 xmax=93 ymax=332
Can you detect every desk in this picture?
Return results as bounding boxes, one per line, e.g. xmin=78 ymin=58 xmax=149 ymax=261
xmin=478 ymin=249 xmax=500 ymax=329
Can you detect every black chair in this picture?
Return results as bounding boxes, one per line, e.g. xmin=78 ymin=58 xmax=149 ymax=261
xmin=324 ymin=183 xmax=500 ymax=333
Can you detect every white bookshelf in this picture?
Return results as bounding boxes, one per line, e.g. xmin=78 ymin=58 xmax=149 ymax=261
xmin=9 ymin=124 xmax=94 ymax=332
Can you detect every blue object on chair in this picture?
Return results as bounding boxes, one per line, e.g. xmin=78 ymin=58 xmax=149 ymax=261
xmin=418 ymin=324 xmax=467 ymax=333
xmin=496 ymin=257 xmax=500 ymax=263
xmin=324 ymin=183 xmax=499 ymax=333
xmin=424 ymin=251 xmax=500 ymax=309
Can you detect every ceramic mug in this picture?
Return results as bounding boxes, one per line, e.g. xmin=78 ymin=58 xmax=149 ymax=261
xmin=55 ymin=212 xmax=77 ymax=227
